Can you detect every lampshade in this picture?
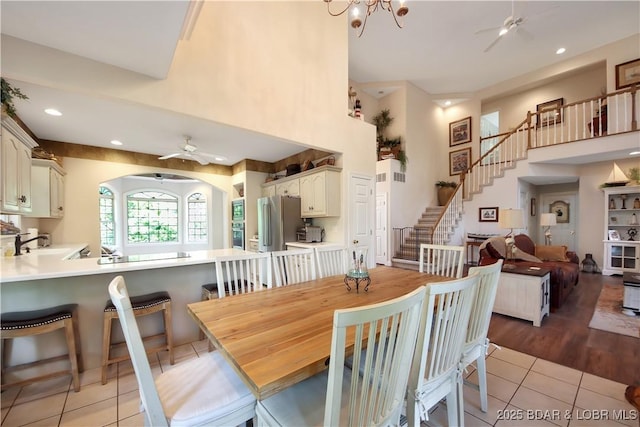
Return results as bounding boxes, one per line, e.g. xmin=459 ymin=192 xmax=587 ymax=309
xmin=499 ymin=208 xmax=524 ymax=230
xmin=540 ymin=213 xmax=557 ymax=227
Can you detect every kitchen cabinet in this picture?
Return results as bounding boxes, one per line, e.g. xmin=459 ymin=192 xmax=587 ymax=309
xmin=29 ymin=159 xmax=66 ymax=218
xmin=262 ymin=184 xmax=275 ymax=197
xmin=275 ymin=179 xmax=299 ymax=197
xmin=1 ymin=115 xmax=37 ymax=213
xmin=300 ymin=169 xmax=340 ymax=217
xmin=602 ymin=185 xmax=640 ymax=275
xmin=260 ymin=166 xmax=341 ymax=217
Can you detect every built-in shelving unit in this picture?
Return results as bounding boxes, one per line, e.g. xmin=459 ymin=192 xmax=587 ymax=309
xmin=602 ymin=184 xmax=640 ymax=275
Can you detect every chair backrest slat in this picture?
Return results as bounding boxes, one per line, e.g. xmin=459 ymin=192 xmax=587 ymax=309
xmin=215 ymin=252 xmax=271 ymax=297
xmin=324 ymin=286 xmax=426 ymax=426
xmin=314 ymin=246 xmax=348 ymax=278
xmin=408 ymin=273 xmax=480 ymax=422
xmin=419 ymin=244 xmax=465 ymax=278
xmin=108 ymin=276 xmax=169 ymax=427
xmin=271 ymin=248 xmax=316 ymax=286
xmin=465 ymin=259 xmax=503 ymax=349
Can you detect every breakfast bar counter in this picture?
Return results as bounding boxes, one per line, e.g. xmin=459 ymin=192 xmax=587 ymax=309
xmin=1 ymin=248 xmax=251 ymax=369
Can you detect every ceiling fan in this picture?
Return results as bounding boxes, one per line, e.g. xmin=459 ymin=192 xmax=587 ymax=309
xmin=477 ymin=0 xmax=532 ymax=53
xmin=158 ymin=136 xmax=226 ymax=165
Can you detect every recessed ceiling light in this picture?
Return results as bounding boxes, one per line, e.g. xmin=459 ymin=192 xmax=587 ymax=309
xmin=444 ymin=101 xmax=452 ymax=107
xmin=214 ymin=156 xmax=227 ymax=162
xmin=556 ymin=47 xmax=566 ymax=55
xmin=44 ymin=108 xmax=62 ymax=116
xmin=110 ymin=140 xmax=123 ymax=146
xmin=630 ymin=151 xmax=640 ymax=155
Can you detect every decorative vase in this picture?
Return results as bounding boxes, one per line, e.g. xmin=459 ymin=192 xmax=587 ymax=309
xmin=437 ymin=187 xmax=455 ymax=206
xmin=581 ymin=253 xmax=597 ymax=273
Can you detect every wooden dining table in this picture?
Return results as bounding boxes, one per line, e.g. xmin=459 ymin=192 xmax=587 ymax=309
xmin=187 ymin=265 xmax=449 ymax=400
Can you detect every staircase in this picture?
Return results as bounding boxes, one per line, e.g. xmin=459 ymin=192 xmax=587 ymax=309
xmin=392 ymin=87 xmax=639 ymax=263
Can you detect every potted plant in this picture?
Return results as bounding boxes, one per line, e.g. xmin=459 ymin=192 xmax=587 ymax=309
xmin=1 ymin=78 xmax=28 ymax=118
xmin=372 ymin=109 xmax=408 ymax=168
xmin=435 ymin=181 xmax=457 ymax=206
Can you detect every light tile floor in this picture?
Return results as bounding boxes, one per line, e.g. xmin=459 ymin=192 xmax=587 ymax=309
xmin=1 ymin=341 xmax=638 ymax=427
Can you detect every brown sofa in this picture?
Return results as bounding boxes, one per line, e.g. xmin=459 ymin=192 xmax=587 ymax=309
xmin=479 ymin=234 xmax=580 ymax=311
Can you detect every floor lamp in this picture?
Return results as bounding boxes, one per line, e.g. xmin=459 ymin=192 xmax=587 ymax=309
xmin=499 ymin=208 xmax=524 ymax=268
xmin=540 ymin=213 xmax=557 ymax=246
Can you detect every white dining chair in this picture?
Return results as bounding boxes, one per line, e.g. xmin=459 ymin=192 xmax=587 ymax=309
xmin=255 ymin=285 xmax=426 ymax=426
xmin=203 ymin=251 xmax=271 ymax=350
xmin=271 ymin=248 xmax=316 ymax=286
xmin=460 ymin=259 xmax=503 ymax=418
xmin=108 ymin=276 xmax=256 ymax=427
xmin=215 ymin=251 xmax=272 ymax=296
xmin=406 ymin=272 xmax=480 ymax=427
xmin=419 ymin=243 xmax=465 ymax=278
xmin=314 ymin=246 xmax=348 ymax=278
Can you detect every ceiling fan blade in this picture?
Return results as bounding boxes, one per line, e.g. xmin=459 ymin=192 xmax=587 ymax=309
xmin=190 ymin=153 xmax=210 ymax=166
xmin=474 ymin=25 xmax=501 ymax=35
xmin=484 ymin=35 xmax=503 ymax=53
xmin=158 ymin=152 xmax=182 ymax=160
xmin=195 ymin=151 xmax=227 ymax=161
xmin=515 ymin=26 xmax=534 ymax=42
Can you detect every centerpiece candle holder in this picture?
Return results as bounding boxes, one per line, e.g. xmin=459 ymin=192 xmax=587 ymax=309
xmin=344 ymin=248 xmax=370 ymax=292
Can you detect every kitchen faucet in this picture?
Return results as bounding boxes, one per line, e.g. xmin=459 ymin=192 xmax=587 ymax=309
xmin=14 ymin=233 xmax=49 ymax=256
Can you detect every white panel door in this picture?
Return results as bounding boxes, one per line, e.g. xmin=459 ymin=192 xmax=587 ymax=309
xmin=349 ymin=174 xmax=374 ymax=268
xmin=376 ymin=193 xmax=388 ymax=265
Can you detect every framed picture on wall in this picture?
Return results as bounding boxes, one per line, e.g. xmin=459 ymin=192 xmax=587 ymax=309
xmin=550 ymin=200 xmax=570 ymax=224
xmin=449 ymin=116 xmax=472 ymax=146
xmin=615 ymin=58 xmax=640 ymax=89
xmin=536 ymin=98 xmax=564 ymax=127
xmin=479 ymin=207 xmax=499 ymax=222
xmin=449 ymin=147 xmax=471 ymax=176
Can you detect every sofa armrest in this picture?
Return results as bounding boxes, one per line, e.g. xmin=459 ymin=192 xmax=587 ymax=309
xmin=566 ymin=251 xmax=579 ymax=264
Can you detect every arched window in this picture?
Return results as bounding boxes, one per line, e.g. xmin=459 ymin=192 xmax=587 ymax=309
xmin=187 ymin=192 xmax=207 ymax=242
xmin=99 ymin=186 xmax=115 ymax=246
xmin=127 ymin=191 xmax=178 ymax=243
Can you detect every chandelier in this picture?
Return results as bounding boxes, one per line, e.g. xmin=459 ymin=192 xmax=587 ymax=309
xmin=324 ymin=0 xmax=409 ymax=37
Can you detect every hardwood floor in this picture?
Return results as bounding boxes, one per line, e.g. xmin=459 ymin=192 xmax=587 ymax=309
xmin=487 ymin=272 xmax=640 ymax=386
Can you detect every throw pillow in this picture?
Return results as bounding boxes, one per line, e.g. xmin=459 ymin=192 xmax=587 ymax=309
xmin=535 ymin=245 xmax=569 ymax=262
xmin=513 ymin=247 xmax=542 ymax=263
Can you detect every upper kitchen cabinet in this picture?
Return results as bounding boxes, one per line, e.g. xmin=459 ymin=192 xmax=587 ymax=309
xmin=276 ymin=179 xmax=300 ymax=197
xmin=29 ymin=159 xmax=66 ymax=218
xmin=1 ymin=115 xmax=37 ymax=214
xmin=300 ymin=168 xmax=341 ymax=218
xmin=260 ymin=165 xmax=341 ymax=218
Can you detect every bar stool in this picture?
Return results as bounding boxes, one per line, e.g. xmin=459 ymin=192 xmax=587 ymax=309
xmin=1 ymin=304 xmax=83 ymax=392
xmin=198 ymin=284 xmax=219 ymax=340
xmin=101 ymin=291 xmax=174 ymax=384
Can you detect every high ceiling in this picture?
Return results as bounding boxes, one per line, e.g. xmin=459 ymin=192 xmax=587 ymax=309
xmin=1 ymin=1 xmax=638 ymax=166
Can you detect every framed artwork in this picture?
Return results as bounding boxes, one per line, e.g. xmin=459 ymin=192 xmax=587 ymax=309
xmin=449 ymin=116 xmax=472 ymax=146
xmin=479 ymin=207 xmax=499 ymax=222
xmin=615 ymin=58 xmax=640 ymax=90
xmin=449 ymin=147 xmax=471 ymax=176
xmin=536 ymin=98 xmax=564 ymax=127
xmin=608 ymin=230 xmax=621 ymax=241
xmin=530 ymin=198 xmax=536 ymax=216
xmin=550 ymin=200 xmax=569 ymax=224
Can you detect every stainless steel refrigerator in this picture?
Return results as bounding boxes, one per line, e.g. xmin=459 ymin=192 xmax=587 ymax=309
xmin=257 ymin=195 xmax=304 ymax=252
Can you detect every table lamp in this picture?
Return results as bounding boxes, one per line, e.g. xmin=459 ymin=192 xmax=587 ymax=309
xmin=540 ymin=213 xmax=557 ymax=245
xmin=499 ymin=208 xmax=524 ymax=268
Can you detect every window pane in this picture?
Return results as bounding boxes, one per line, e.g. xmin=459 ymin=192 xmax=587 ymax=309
xmin=127 ymin=191 xmax=178 ymax=243
xmin=99 ymin=186 xmax=115 ymax=246
xmin=187 ymin=192 xmax=207 ymax=242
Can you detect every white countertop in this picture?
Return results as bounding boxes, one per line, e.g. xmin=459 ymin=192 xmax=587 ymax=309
xmin=285 ymin=242 xmax=343 ymax=249
xmin=0 ymin=247 xmax=251 ymax=283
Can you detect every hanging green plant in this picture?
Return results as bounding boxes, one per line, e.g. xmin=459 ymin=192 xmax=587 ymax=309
xmin=1 ymin=78 xmax=28 ymax=118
